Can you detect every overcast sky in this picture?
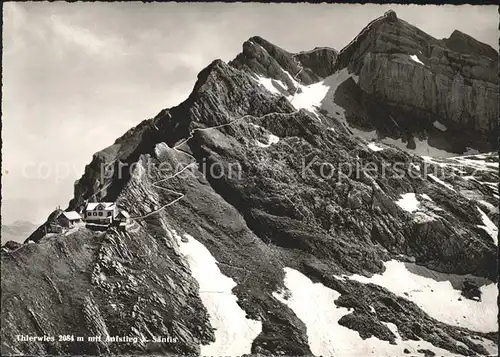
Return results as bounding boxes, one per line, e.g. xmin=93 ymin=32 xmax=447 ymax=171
xmin=2 ymin=2 xmax=498 ymax=225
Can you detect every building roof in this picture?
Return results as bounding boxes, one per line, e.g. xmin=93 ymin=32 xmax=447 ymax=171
xmin=86 ymin=202 xmax=115 ymax=211
xmin=61 ymin=211 xmax=82 ymax=221
xmin=117 ymin=210 xmax=130 ymax=218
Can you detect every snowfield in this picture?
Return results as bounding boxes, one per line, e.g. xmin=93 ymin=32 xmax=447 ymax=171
xmin=254 ymin=68 xmax=497 ymax=166
xmin=274 ymin=267 xmax=462 ymax=357
xmin=254 ymin=67 xmax=366 ymax=127
xmin=344 ymin=260 xmax=498 ymax=333
xmin=289 ymin=79 xmax=330 ymax=115
xmin=451 ymin=157 xmax=499 ymax=171
xmin=174 ymin=231 xmax=262 ymax=355
xmin=476 ymin=206 xmax=498 ymax=245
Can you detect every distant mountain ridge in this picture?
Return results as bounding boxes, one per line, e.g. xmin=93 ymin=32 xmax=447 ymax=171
xmin=1 ymin=221 xmax=38 ymax=244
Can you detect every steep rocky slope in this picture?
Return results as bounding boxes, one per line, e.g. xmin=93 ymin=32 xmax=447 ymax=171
xmin=3 ymin=10 xmax=498 ymax=357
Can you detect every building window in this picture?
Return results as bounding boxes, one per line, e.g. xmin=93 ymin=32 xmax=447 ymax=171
xmin=107 ymin=212 xmax=112 ymax=216
xmin=87 ymin=212 xmax=92 ymax=216
xmin=93 ymin=212 xmax=97 ymax=216
xmin=98 ymin=212 xmax=103 ymax=216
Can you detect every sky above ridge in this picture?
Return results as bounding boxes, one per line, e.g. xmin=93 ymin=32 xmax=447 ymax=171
xmin=2 ymin=2 xmax=498 ymax=225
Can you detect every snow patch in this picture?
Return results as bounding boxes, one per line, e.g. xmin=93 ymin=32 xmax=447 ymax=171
xmin=381 ymin=322 xmax=399 ymax=338
xmin=345 ymin=260 xmax=498 ymax=333
xmin=428 ymin=174 xmax=456 ymax=192
xmin=433 ymin=121 xmax=447 ymax=131
xmin=282 ymin=69 xmax=300 ymax=88
xmin=289 ymin=80 xmax=330 ymax=114
xmin=478 ymin=181 xmax=499 ymax=191
xmin=422 ymin=155 xmax=447 ymax=168
xmin=467 ymin=336 xmax=498 ymax=356
xmin=275 ymin=267 xmax=462 ymax=356
xmin=413 ymin=211 xmax=438 ymax=224
xmin=409 ymin=54 xmax=425 ymax=65
xmin=255 ymin=68 xmax=375 ymax=136
xmin=175 ymin=232 xmax=261 ymax=355
xmin=451 ymin=157 xmax=499 ymax=172
xmin=255 ymin=76 xmax=287 ymax=95
xmin=420 ymin=194 xmax=433 ymax=201
xmin=477 ymin=200 xmax=499 ymax=214
xmin=395 ymin=193 xmax=420 ymax=213
xmin=256 ymin=133 xmax=280 ymax=148
xmin=154 ymin=142 xmax=171 ymax=158
xmin=367 ymin=142 xmax=383 ymax=152
xmin=476 ymin=207 xmax=498 ymax=245
xmin=269 ymin=134 xmax=280 ymax=145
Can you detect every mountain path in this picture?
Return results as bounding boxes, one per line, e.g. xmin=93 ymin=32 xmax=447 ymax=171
xmin=130 ymin=109 xmax=302 ymax=221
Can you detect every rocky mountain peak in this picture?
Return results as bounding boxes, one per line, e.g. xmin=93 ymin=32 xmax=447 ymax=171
xmin=190 ymin=59 xmax=230 ymax=93
xmin=231 ymin=36 xmax=307 ymax=87
xmin=384 ymin=9 xmax=398 ymax=22
xmin=330 ymin=11 xmax=498 ymax=152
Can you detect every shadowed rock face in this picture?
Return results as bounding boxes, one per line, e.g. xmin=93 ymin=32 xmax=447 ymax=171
xmin=4 ymin=11 xmax=499 ymax=357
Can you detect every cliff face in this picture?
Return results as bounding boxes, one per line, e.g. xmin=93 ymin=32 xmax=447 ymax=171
xmin=3 ymin=11 xmax=499 ymax=357
xmin=334 ymin=10 xmax=498 ymax=152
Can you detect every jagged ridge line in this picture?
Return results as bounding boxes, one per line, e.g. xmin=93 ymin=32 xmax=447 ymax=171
xmin=336 ymin=14 xmax=386 ymax=58
xmin=255 ymin=41 xmax=304 ymax=86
